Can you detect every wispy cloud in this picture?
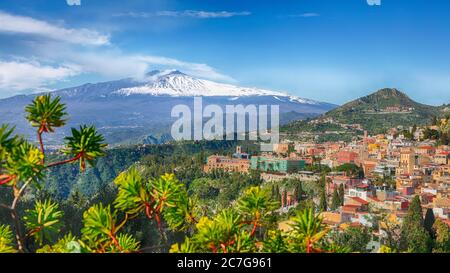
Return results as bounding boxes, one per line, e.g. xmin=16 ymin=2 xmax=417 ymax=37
xmin=0 ymin=60 xmax=79 ymax=93
xmin=135 ymin=55 xmax=235 ymax=82
xmin=114 ymin=10 xmax=251 ymax=19
xmin=50 ymin=51 xmax=235 ymax=82
xmin=286 ymin=13 xmax=320 ymax=18
xmin=0 ymin=11 xmax=235 ymax=96
xmin=0 ymin=11 xmax=109 ymax=46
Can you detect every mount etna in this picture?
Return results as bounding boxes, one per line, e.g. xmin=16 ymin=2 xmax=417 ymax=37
xmin=0 ymin=70 xmax=336 ymax=145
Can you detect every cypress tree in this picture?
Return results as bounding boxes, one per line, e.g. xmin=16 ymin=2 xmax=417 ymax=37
xmin=274 ymin=184 xmax=280 ymax=203
xmin=338 ymin=184 xmax=345 ymax=206
xmin=331 ymin=188 xmax=340 ymax=211
xmin=407 ymin=196 xmax=424 ymax=226
xmin=424 ymin=208 xmax=436 ymax=239
xmin=293 ymin=186 xmax=298 ymax=203
xmin=297 ymin=183 xmax=304 ymax=202
xmin=400 ymin=196 xmax=431 ymax=252
xmin=319 ymin=189 xmax=327 ymax=212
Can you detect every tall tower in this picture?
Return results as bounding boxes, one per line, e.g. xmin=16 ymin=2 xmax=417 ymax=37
xmin=360 ymin=130 xmax=369 ymax=161
xmin=398 ymin=147 xmax=415 ymax=175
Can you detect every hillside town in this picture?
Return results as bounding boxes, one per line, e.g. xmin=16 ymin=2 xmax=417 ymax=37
xmin=203 ymin=119 xmax=450 ymax=252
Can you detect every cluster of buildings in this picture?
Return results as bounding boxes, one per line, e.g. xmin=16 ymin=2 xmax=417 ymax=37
xmin=203 ymin=125 xmax=450 ymax=247
xmin=203 ymin=145 xmax=306 ymax=175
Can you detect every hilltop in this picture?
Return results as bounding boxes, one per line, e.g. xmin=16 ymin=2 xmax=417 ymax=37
xmin=282 ymin=88 xmax=450 ymax=140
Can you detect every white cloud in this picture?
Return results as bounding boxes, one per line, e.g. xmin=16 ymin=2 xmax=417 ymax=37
xmin=0 ymin=11 xmax=235 ymax=94
xmin=0 ymin=60 xmax=79 ymax=93
xmin=0 ymin=11 xmax=109 ymax=46
xmin=57 ymin=51 xmax=235 ymax=82
xmin=135 ymin=55 xmax=235 ymax=82
xmin=287 ymin=13 xmax=320 ymax=18
xmin=66 ymin=0 xmax=81 ymax=6
xmin=115 ymin=10 xmax=251 ymax=19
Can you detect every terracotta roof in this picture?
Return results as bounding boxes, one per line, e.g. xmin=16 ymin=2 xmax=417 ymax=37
xmin=418 ymin=146 xmax=435 ymax=150
xmin=350 ymin=197 xmax=369 ymax=205
xmin=367 ymin=196 xmax=381 ymax=202
xmin=342 ymin=205 xmax=360 ymax=213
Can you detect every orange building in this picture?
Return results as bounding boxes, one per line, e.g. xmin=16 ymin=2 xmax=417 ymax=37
xmin=203 ymin=155 xmax=250 ymax=173
xmin=335 ymin=151 xmax=359 ymax=165
xmin=273 ymin=143 xmax=290 ymax=154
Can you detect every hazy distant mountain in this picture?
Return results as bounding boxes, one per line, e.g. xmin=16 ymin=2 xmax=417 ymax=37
xmin=284 ymin=88 xmax=450 ymax=136
xmin=0 ymin=70 xmax=335 ymax=145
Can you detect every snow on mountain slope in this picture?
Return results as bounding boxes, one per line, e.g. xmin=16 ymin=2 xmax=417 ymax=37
xmin=115 ymin=70 xmax=319 ymax=105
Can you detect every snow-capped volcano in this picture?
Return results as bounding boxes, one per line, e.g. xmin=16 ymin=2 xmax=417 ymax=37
xmin=0 ymin=70 xmax=337 ymax=145
xmin=115 ymin=70 xmax=319 ymax=105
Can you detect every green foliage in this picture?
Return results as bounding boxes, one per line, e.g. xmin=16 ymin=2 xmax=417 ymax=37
xmin=170 ymin=237 xmax=198 ymax=253
xmin=63 ymin=126 xmax=107 ymax=171
xmin=289 ymin=208 xmax=329 ymax=253
xmin=338 ymin=184 xmax=345 ymax=206
xmin=172 ymin=186 xmax=281 ymax=253
xmin=0 ymin=225 xmax=17 ymax=253
xmin=36 ymin=233 xmax=80 ymax=253
xmin=319 ymin=189 xmax=327 ymax=212
xmin=400 ymin=196 xmax=432 ymax=253
xmin=200 ymin=209 xmax=242 ymax=249
xmin=110 ymin=233 xmax=140 ymax=253
xmin=81 ymin=204 xmax=121 ymax=251
xmin=433 ymin=219 xmax=450 ymax=253
xmin=237 ymin=187 xmax=279 ymax=236
xmin=150 ymin=173 xmax=183 ymax=214
xmin=5 ymin=141 xmax=44 ymax=187
xmin=113 ymin=168 xmax=199 ymax=243
xmin=0 ymin=125 xmax=19 ymax=162
xmin=114 ymin=167 xmax=149 ymax=215
xmin=404 ymin=196 xmax=424 ymax=226
xmin=424 ymin=208 xmax=436 ymax=238
xmin=334 ymin=163 xmax=364 ymax=178
xmin=25 ymin=94 xmax=67 ymax=133
xmin=405 ymin=228 xmax=432 ymax=253
xmin=425 ymin=118 xmax=450 ymax=145
xmin=330 ymin=188 xmax=340 ymax=211
xmin=24 ymin=199 xmax=64 ymax=245
xmin=379 ymin=245 xmax=395 ymax=253
xmin=332 ymin=226 xmax=371 ymax=252
xmin=262 ymin=230 xmax=289 ymax=253
xmin=163 ymin=192 xmax=198 ymax=231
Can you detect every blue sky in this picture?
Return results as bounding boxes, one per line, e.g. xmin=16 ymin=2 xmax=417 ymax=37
xmin=0 ymin=0 xmax=450 ymax=105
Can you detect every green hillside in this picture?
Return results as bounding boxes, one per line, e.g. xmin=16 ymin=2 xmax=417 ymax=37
xmin=283 ymin=88 xmax=449 ymax=137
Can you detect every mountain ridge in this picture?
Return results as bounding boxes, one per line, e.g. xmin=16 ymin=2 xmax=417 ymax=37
xmin=0 ymin=70 xmax=336 ymax=145
xmin=282 ymin=88 xmax=450 ymax=139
